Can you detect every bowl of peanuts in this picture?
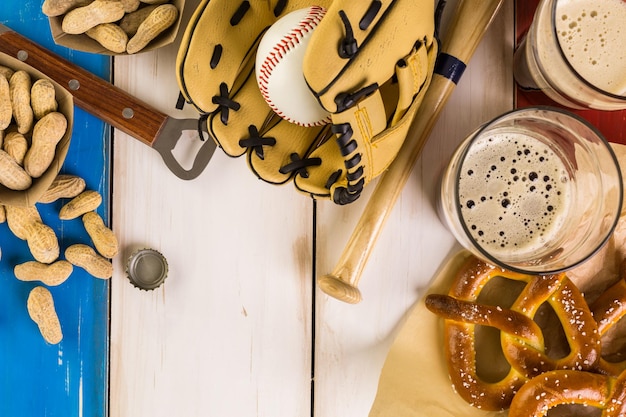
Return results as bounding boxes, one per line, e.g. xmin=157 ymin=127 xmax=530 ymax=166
xmin=42 ymin=0 xmax=184 ymax=55
xmin=0 ymin=52 xmax=74 ymax=206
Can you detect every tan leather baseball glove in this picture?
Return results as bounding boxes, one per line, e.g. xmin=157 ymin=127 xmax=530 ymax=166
xmin=177 ymin=0 xmax=438 ymax=204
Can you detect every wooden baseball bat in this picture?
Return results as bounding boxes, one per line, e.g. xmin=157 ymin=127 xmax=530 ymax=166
xmin=317 ymin=0 xmax=505 ymax=303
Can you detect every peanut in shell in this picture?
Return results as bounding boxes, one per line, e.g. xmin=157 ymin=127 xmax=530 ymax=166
xmin=126 ymin=4 xmax=178 ymax=54
xmin=0 ymin=149 xmax=32 ymax=190
xmin=38 ymin=174 xmax=86 ymax=204
xmin=59 ymin=190 xmax=102 ymax=220
xmin=65 ymin=243 xmax=113 ymax=279
xmin=9 ymin=70 xmax=34 ymax=134
xmin=86 ymin=23 xmax=129 ymax=54
xmin=27 ymin=286 xmax=63 ymax=344
xmin=4 ymin=131 xmax=29 ymax=166
xmin=31 ymin=79 xmax=58 ymax=120
xmin=0 ymin=75 xmax=12 ymax=130
xmin=24 ymin=111 xmax=68 ymax=178
xmin=61 ymin=0 xmax=126 ymax=34
xmin=82 ymin=211 xmax=118 ymax=258
xmin=15 ymin=260 xmax=73 ymax=286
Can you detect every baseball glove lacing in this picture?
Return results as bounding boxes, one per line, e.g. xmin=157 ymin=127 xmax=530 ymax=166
xmin=330 ymin=122 xmax=364 ymax=204
xmin=212 ymin=83 xmax=241 ymax=125
xmin=338 ymin=10 xmax=357 ymax=59
xmin=230 ymin=1 xmax=251 ymax=25
xmin=239 ymin=125 xmax=276 ymax=160
xmin=279 ymin=153 xmax=322 ymax=179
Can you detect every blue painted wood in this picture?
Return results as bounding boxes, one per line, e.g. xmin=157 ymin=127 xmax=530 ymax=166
xmin=0 ymin=2 xmax=110 ymax=417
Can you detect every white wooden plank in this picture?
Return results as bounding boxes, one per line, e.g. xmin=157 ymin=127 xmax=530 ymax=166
xmin=109 ymin=1 xmax=314 ymax=416
xmin=313 ymin=2 xmax=515 ymax=416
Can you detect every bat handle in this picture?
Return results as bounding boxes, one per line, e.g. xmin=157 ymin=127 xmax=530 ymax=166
xmin=318 ymin=149 xmax=414 ymax=304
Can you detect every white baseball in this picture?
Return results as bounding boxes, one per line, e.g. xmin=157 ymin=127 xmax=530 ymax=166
xmin=255 ymin=6 xmax=330 ymax=127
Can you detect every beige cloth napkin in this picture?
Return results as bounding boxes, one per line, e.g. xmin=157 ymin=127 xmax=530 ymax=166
xmin=368 ymin=250 xmax=507 ymax=417
xmin=368 ymin=143 xmax=626 ymax=417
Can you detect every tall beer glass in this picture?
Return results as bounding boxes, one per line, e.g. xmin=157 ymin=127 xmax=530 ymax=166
xmin=514 ymin=0 xmax=626 ymax=110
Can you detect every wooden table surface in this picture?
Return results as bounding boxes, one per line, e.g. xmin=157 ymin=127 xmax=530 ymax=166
xmin=12 ymin=0 xmax=625 ymax=416
xmin=110 ymin=1 xmax=515 ymax=416
xmin=14 ymin=0 xmax=626 ymax=416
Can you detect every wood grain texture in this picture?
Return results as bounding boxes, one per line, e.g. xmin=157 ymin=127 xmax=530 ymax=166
xmin=109 ymin=1 xmax=314 ymax=416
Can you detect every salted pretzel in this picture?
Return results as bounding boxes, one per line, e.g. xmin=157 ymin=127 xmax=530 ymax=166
xmin=508 ymin=368 xmax=626 ymax=417
xmin=425 ymin=294 xmax=533 ymax=410
xmin=590 ymin=260 xmax=626 ymax=377
xmin=425 ymin=256 xmax=601 ymax=411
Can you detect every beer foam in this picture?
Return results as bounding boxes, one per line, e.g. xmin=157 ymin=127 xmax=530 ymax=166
xmin=458 ymin=131 xmax=571 ymax=257
xmin=555 ymin=0 xmax=626 ymax=96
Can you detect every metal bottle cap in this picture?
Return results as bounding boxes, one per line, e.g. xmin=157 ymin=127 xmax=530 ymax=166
xmin=126 ymin=248 xmax=168 ymax=290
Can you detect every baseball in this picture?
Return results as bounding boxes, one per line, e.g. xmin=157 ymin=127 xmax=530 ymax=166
xmin=255 ymin=6 xmax=331 ymax=127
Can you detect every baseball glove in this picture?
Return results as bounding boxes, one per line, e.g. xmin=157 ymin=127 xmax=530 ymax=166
xmin=176 ymin=0 xmax=438 ymax=204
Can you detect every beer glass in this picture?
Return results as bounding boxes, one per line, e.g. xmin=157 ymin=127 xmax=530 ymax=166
xmin=439 ymin=107 xmax=623 ymax=274
xmin=514 ymin=0 xmax=626 ymax=110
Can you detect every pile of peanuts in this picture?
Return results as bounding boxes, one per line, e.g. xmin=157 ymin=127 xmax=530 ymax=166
xmin=1 ymin=63 xmax=119 ymax=345
xmin=0 ymin=65 xmax=68 ymax=190
xmin=42 ymin=0 xmax=179 ymax=54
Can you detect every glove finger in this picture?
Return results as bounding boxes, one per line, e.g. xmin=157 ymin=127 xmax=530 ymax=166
xmin=177 ymin=0 xmax=280 ymax=114
xmin=209 ymin=67 xmax=274 ymax=157
xmin=247 ymin=119 xmax=329 ymax=185
xmin=209 ymin=61 xmax=329 ymax=181
xmin=303 ymin=0 xmax=436 ymax=113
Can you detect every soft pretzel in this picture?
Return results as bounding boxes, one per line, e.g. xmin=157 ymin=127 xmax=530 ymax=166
xmin=425 ymin=294 xmax=532 ymax=410
xmin=591 ymin=260 xmax=626 ymax=376
xmin=425 ymin=256 xmax=601 ymax=411
xmin=501 ymin=273 xmax=600 ymax=378
xmin=508 ymin=369 xmax=626 ymax=417
xmin=425 ymin=258 xmax=527 ymax=410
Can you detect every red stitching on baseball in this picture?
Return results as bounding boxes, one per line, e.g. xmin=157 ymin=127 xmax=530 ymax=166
xmin=257 ymin=6 xmax=328 ymax=127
